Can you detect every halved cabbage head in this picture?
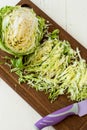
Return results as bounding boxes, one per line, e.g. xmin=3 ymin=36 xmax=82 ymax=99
xmin=0 ymin=6 xmax=46 ymax=56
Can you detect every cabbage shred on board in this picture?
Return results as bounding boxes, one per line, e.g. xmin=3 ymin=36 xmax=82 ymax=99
xmin=0 ymin=6 xmax=87 ymax=102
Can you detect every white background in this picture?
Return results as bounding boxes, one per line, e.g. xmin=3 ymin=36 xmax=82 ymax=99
xmin=0 ymin=0 xmax=87 ymax=130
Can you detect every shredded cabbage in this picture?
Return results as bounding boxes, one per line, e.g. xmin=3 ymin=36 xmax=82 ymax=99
xmin=10 ymin=33 xmax=87 ymax=102
xmin=0 ymin=6 xmax=87 ymax=102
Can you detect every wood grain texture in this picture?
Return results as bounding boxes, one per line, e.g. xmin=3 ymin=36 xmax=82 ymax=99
xmin=0 ymin=0 xmax=87 ymax=129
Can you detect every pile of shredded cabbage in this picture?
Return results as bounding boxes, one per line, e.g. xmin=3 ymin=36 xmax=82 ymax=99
xmin=10 ymin=30 xmax=87 ymax=102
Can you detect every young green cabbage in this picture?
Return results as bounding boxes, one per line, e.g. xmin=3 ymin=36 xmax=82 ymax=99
xmin=0 ymin=6 xmax=46 ymax=56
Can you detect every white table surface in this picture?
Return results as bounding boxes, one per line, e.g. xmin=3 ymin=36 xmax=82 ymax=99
xmin=0 ymin=0 xmax=87 ymax=130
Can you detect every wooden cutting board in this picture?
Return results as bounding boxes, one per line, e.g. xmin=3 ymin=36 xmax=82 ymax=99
xmin=0 ymin=0 xmax=87 ymax=129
